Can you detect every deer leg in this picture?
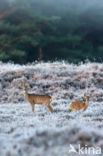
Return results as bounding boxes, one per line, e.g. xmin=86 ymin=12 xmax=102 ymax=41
xmin=83 ymin=106 xmax=88 ymax=111
xmin=46 ymin=105 xmax=54 ymax=113
xmin=30 ymin=103 xmax=35 ymax=112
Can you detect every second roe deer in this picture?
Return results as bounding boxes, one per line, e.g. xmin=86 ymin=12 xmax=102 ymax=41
xmin=69 ymin=93 xmax=91 ymax=111
xmin=22 ymin=83 xmax=54 ymax=113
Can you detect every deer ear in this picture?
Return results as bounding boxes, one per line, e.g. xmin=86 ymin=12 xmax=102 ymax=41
xmin=84 ymin=93 xmax=86 ymax=97
xmin=26 ymin=83 xmax=30 ymax=88
xmin=21 ymin=83 xmax=24 ymax=88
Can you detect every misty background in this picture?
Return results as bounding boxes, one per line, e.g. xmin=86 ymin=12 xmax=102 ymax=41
xmin=0 ymin=0 xmax=103 ymax=64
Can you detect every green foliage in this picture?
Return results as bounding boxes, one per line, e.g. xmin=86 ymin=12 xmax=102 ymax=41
xmin=0 ymin=51 xmax=9 ymax=61
xmin=0 ymin=0 xmax=103 ymax=63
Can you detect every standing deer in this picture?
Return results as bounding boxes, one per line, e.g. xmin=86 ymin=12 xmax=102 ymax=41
xmin=69 ymin=93 xmax=91 ymax=111
xmin=22 ymin=83 xmax=53 ymax=113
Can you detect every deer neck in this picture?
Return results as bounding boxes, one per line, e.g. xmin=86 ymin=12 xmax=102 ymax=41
xmin=23 ymin=89 xmax=29 ymax=98
xmin=83 ymin=99 xmax=89 ymax=111
xmin=85 ymin=98 xmax=89 ymax=107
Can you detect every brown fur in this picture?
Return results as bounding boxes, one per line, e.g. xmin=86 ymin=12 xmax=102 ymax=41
xmin=22 ymin=83 xmax=53 ymax=113
xmin=69 ymin=93 xmax=91 ymax=111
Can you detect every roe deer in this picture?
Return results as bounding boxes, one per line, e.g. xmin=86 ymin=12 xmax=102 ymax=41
xmin=22 ymin=83 xmax=53 ymax=113
xmin=69 ymin=93 xmax=91 ymax=111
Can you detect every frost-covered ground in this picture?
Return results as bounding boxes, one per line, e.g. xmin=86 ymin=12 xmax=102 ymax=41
xmin=0 ymin=61 xmax=103 ymax=156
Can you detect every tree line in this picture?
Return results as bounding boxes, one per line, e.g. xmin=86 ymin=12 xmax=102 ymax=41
xmin=0 ymin=0 xmax=103 ymax=64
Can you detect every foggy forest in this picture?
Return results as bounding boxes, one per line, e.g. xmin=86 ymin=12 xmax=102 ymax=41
xmin=0 ymin=0 xmax=103 ymax=63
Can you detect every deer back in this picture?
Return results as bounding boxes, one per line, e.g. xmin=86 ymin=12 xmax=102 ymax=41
xmin=27 ymin=93 xmax=52 ymax=104
xmin=70 ymin=101 xmax=85 ymax=110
